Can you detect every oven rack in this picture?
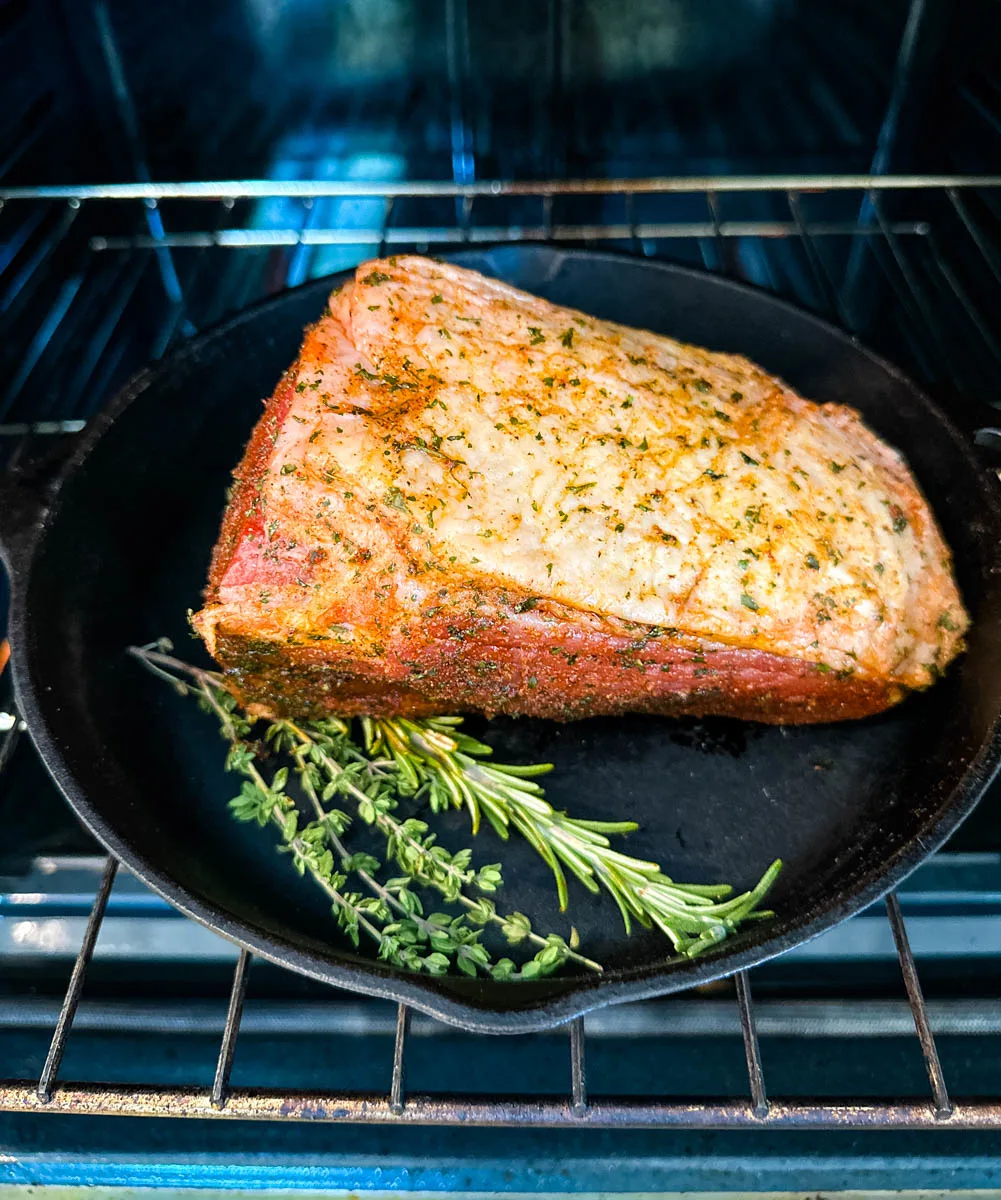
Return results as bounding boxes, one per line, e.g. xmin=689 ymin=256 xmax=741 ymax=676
xmin=1 ymin=173 xmax=1000 ymax=1135
xmin=0 ymin=854 xmax=998 ymax=1128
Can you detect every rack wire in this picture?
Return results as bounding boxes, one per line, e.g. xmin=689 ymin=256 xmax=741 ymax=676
xmin=1 ymin=172 xmax=1000 ymax=1131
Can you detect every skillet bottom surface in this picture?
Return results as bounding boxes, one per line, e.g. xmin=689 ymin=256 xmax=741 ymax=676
xmin=13 ymin=248 xmax=1001 ymax=1031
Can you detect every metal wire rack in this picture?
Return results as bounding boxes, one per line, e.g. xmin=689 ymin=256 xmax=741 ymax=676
xmin=1 ymin=173 xmax=1001 ymax=1132
xmin=0 ymin=855 xmax=997 ymax=1127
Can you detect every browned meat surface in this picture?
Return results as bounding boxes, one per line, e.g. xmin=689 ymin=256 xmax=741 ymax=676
xmin=192 ymin=256 xmax=968 ymax=724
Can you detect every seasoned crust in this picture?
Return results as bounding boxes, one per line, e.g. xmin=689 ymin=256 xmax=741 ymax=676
xmin=214 ymin=615 xmax=900 ymax=726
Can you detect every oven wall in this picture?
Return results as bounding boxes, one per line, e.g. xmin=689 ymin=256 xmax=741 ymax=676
xmin=6 ymin=0 xmax=983 ymax=186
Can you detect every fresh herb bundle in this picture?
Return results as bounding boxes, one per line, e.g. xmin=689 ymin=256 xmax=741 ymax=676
xmin=131 ymin=640 xmax=780 ymax=980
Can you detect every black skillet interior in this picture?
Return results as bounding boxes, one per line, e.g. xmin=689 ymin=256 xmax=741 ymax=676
xmin=9 ymin=247 xmax=1001 ymax=1032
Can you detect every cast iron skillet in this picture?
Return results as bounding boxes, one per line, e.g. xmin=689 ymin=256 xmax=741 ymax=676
xmin=3 ymin=247 xmax=1001 ymax=1034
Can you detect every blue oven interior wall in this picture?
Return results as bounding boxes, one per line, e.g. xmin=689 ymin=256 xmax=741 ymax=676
xmin=0 ymin=0 xmax=931 ymax=183
xmin=1 ymin=0 xmax=997 ymax=183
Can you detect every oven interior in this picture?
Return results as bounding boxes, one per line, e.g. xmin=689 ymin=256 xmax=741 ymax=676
xmin=2 ymin=0 xmax=1001 ymax=1191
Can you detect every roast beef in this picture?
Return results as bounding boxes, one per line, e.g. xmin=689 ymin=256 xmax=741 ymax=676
xmin=192 ymin=256 xmax=968 ymax=724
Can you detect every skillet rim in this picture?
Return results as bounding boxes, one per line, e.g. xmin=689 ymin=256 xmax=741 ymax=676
xmin=7 ymin=246 xmax=1001 ymax=1033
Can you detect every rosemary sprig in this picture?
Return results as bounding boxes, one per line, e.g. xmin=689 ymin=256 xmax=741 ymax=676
xmin=364 ymin=717 xmax=782 ymax=956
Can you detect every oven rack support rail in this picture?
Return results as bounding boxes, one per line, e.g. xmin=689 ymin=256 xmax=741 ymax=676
xmin=0 ymin=853 xmax=994 ymax=1127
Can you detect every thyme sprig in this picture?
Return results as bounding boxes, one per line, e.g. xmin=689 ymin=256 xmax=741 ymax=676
xmin=130 ymin=642 xmax=598 ymax=979
xmin=270 ymin=717 xmax=602 ymax=973
xmin=130 ymin=640 xmax=780 ymax=975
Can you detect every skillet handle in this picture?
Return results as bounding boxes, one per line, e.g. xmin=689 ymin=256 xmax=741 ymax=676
xmin=0 ymin=434 xmax=79 ymax=577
